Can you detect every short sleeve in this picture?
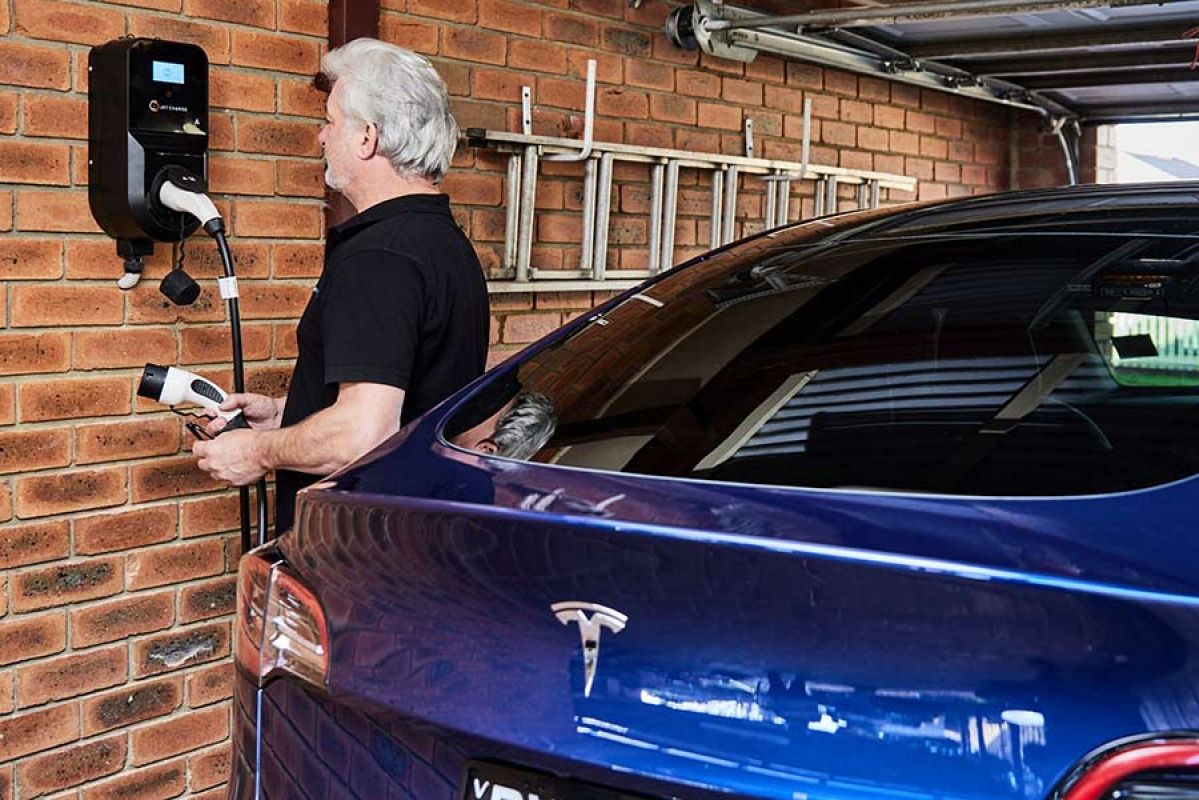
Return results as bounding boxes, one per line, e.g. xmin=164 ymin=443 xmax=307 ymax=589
xmin=319 ymin=249 xmax=424 ymax=389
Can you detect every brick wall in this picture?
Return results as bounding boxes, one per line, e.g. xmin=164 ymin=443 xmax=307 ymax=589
xmin=0 ymin=1 xmax=326 ymax=798
xmin=407 ymin=0 xmax=1028 ymax=365
xmin=0 ymin=1 xmax=1076 ymax=798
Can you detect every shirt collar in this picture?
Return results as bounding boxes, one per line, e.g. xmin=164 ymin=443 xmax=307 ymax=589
xmin=327 ymin=193 xmax=452 ymax=246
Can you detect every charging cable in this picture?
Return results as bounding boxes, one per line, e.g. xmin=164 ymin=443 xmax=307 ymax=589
xmin=156 ymin=166 xmax=268 ymax=553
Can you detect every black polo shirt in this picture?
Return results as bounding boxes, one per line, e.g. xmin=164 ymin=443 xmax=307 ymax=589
xmin=274 ymin=193 xmax=489 ymax=534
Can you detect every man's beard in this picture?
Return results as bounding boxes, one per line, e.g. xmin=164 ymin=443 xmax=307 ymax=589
xmin=324 ymin=162 xmax=345 ymax=191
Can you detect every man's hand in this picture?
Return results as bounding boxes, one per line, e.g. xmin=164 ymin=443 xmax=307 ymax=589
xmin=193 ymin=430 xmax=267 ymax=486
xmin=204 ymin=392 xmax=283 ymax=436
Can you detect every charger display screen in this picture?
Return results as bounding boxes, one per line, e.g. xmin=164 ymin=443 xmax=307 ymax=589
xmin=152 ymin=61 xmax=185 ymax=84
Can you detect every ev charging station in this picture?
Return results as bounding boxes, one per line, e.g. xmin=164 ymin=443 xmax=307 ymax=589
xmin=87 ymin=36 xmax=266 ymax=552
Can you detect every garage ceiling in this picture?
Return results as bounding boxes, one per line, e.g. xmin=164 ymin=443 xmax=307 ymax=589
xmin=671 ymin=0 xmax=1199 ymax=124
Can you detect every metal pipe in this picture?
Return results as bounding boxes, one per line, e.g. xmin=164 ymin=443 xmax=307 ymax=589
xmin=1054 ymin=118 xmax=1079 ymax=185
xmin=592 ymin=152 xmax=615 ymax=280
xmin=648 ymin=162 xmax=665 ymax=274
xmin=869 ymin=179 xmax=880 ymax=209
xmin=515 ymin=144 xmax=539 ymax=283
xmin=661 ymin=160 xmax=680 ymax=271
xmin=702 ymin=0 xmax=1189 ymax=32
xmin=777 ymin=179 xmax=791 ymax=226
xmin=814 ymin=178 xmax=827 ymax=217
xmin=579 ymin=157 xmax=598 ymax=276
xmin=710 ymin=170 xmax=724 ymax=250
xmin=824 ymin=176 xmax=839 ymax=216
xmin=722 ymin=165 xmax=738 ymax=245
xmin=503 ymin=152 xmax=522 ymax=276
xmin=545 ymin=59 xmax=597 ymax=162
xmin=764 ymin=170 xmax=778 ymax=229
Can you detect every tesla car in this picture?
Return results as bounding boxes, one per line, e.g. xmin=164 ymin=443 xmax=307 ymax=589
xmin=230 ymin=182 xmax=1199 ymax=800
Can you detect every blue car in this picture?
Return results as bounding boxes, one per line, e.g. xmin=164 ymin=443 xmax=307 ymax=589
xmin=229 ymin=183 xmax=1199 ymax=800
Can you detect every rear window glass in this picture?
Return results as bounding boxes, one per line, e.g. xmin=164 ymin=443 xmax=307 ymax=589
xmin=451 ymin=216 xmax=1199 ymax=497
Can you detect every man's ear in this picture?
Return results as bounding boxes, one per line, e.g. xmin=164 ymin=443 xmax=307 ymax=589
xmin=356 ymin=121 xmax=378 ymax=160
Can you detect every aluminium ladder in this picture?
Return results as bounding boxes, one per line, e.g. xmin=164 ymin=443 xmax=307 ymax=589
xmin=467 ymin=127 xmax=918 ymax=293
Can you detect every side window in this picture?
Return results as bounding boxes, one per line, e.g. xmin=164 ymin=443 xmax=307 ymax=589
xmin=449 ymin=226 xmax=1199 ymax=497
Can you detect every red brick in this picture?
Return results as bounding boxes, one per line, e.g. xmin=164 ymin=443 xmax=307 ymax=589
xmin=0 ymin=238 xmax=62 ymax=281
xmin=443 ymin=27 xmax=506 ymax=65
xmin=238 ymin=283 xmax=312 ymax=319
xmin=180 ymin=324 xmax=271 ymax=365
xmin=15 ymin=0 xmax=123 ymax=45
xmin=127 ymin=539 xmax=224 ymax=591
xmin=603 ymin=27 xmax=650 ymax=57
xmin=0 ymin=483 xmax=11 ymax=521
xmin=0 ymin=140 xmax=68 ymax=184
xmin=132 ymin=621 xmax=230 ymax=678
xmin=0 ymin=613 xmax=65 ymax=665
xmin=271 ymin=242 xmax=322 ymax=278
xmin=21 ymin=94 xmax=85 ymax=139
xmin=72 ymin=593 xmax=176 ymax=652
xmin=278 ymin=79 xmax=325 ymax=118
xmin=677 ymin=71 xmax=719 ymax=99
xmin=597 ymin=86 xmax=647 ymax=118
xmin=82 ymin=759 xmax=185 ymax=800
xmin=188 ymin=742 xmax=231 ymax=790
xmin=17 ymin=734 xmax=125 ymax=797
xmin=650 ymin=94 xmax=696 ymax=125
xmin=274 ymin=322 xmax=298 ymax=358
xmin=185 ymin=0 xmax=273 ymax=28
xmin=179 ymin=575 xmax=236 ymax=624
xmin=625 ymin=59 xmax=673 ymax=92
xmin=186 ymin=662 xmax=233 ymax=708
xmin=379 ymin=16 xmax=439 ymax=56
xmin=0 ymin=671 xmax=11 ymax=714
xmin=231 ymin=30 xmax=318 ymax=74
xmin=276 ymin=159 xmax=324 ymax=198
xmin=12 ymin=555 xmax=122 ymax=612
xmin=444 ymin=172 xmax=503 ymax=206
xmin=479 ymin=0 xmax=539 ymax=34
xmin=503 ymin=313 xmax=562 ymax=344
xmin=279 ymin=0 xmax=325 ymax=35
xmin=544 ymin=12 xmax=598 ymax=47
xmin=12 ymin=284 xmax=121 ymax=327
xmin=181 ymin=494 xmax=240 ymax=537
xmin=76 ymin=418 xmax=180 ymax=466
xmin=130 ymin=456 xmax=222 ymax=504
xmin=0 ymin=93 xmax=16 ymax=134
xmin=77 ymin=507 xmax=176 ymax=559
xmin=14 ymin=467 xmax=127 ymax=518
xmin=129 ymin=14 xmax=230 ymax=63
xmin=0 ymin=521 xmax=68 ymax=572
xmin=15 ymin=190 xmax=100 ymax=233
xmin=19 ymin=376 xmax=131 ymax=422
xmin=0 ymin=428 xmax=70 ymax=475
xmin=0 ymin=702 xmax=78 ymax=761
xmin=17 ymin=645 xmax=127 ymax=707
xmin=409 ymin=0 xmax=475 ymax=20
xmin=0 ymin=331 xmax=68 ymax=376
xmin=82 ymin=676 xmax=181 ymax=735
xmin=237 ymin=117 xmax=320 ymax=157
xmin=235 ymin=200 xmax=322 ymax=238
xmin=0 ymin=41 xmax=70 ymax=90
xmin=207 ymin=155 xmax=275 ymax=197
xmin=73 ymin=328 xmax=177 ymax=371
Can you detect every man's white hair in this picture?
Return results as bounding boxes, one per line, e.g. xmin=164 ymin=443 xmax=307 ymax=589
xmin=320 ymin=38 xmax=458 ymax=183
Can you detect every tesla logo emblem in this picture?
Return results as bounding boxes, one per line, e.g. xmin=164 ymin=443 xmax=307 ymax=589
xmin=551 ymin=601 xmax=627 ymax=698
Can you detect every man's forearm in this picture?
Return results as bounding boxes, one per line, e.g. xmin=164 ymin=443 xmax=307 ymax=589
xmin=254 ymin=387 xmax=402 ymax=477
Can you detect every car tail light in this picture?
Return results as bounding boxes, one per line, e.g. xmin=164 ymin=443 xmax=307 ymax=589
xmin=1058 ymin=738 xmax=1199 ymax=800
xmin=234 ymin=549 xmax=329 ymax=687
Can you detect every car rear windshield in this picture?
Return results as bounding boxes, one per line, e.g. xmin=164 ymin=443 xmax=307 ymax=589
xmin=461 ymin=215 xmax=1199 ymax=497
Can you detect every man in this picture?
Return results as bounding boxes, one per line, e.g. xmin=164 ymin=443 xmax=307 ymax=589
xmin=195 ymin=38 xmax=489 ymax=535
xmin=452 ymin=391 xmax=556 ymax=459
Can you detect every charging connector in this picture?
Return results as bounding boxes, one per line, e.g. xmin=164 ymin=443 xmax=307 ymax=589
xmin=155 ymin=166 xmax=224 ymax=234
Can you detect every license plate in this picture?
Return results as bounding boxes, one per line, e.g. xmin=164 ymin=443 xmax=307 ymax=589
xmin=461 ymin=761 xmax=654 ymax=800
